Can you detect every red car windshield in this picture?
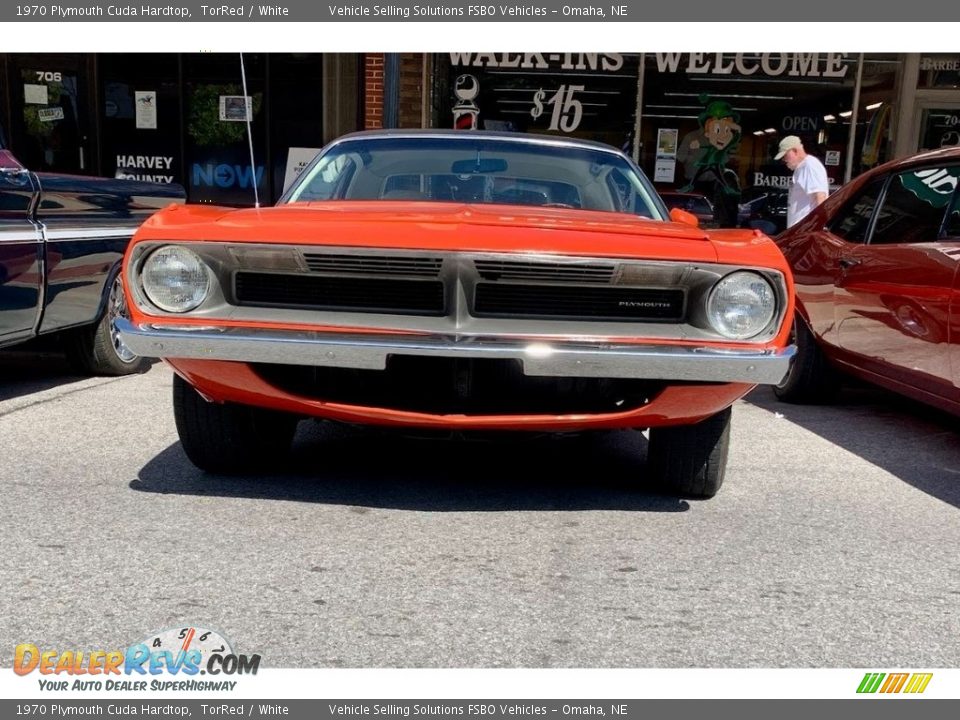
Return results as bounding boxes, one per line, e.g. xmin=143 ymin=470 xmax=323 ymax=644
xmin=286 ymin=136 xmax=666 ymax=219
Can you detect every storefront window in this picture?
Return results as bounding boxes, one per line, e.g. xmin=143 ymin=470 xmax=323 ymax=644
xmin=918 ymin=55 xmax=960 ymax=89
xmin=847 ymin=55 xmax=900 ymax=175
xmin=639 ymin=53 xmax=901 ymax=226
xmin=99 ymin=54 xmax=180 ymax=186
xmin=434 ymin=53 xmax=640 ymax=150
xmin=267 ymin=54 xmax=325 ymax=200
xmin=918 ymin=108 xmax=960 ymax=151
xmin=183 ymin=54 xmax=267 ymax=207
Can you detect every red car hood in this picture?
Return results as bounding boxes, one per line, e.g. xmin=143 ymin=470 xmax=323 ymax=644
xmin=135 ymin=201 xmax=783 ymax=268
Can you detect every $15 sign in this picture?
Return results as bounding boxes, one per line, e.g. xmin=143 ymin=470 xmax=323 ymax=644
xmin=531 ymin=85 xmax=585 ymax=132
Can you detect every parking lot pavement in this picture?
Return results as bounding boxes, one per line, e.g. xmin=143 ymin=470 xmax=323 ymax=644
xmin=2 ymin=354 xmax=959 ymax=667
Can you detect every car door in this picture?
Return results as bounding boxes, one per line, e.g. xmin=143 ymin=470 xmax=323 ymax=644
xmin=33 ymin=174 xmax=166 ymax=334
xmin=0 ymin=166 xmax=43 ymax=343
xmin=947 ymin=191 xmax=960 ymax=388
xmin=834 ymin=163 xmax=960 ymax=393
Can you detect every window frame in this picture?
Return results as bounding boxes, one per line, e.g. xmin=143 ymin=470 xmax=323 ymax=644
xmin=827 ymin=175 xmax=889 ymax=245
xmin=864 ymin=164 xmax=960 ymax=246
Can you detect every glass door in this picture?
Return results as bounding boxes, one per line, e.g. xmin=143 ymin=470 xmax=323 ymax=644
xmin=6 ymin=54 xmax=92 ymax=173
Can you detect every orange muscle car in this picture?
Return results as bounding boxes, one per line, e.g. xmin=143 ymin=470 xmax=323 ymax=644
xmin=117 ymin=131 xmax=796 ymax=497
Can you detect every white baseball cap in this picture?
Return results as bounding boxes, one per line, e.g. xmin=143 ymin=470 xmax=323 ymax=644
xmin=774 ymin=135 xmax=803 ymax=160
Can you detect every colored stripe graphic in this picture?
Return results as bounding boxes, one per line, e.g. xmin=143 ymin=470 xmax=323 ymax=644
xmin=857 ymin=673 xmax=885 ymax=693
xmin=857 ymin=672 xmax=932 ymax=694
xmin=904 ymin=674 xmax=933 ymax=694
xmin=880 ymin=673 xmax=909 ymax=693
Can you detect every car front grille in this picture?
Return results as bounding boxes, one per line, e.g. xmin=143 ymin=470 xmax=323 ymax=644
xmin=302 ymin=252 xmax=443 ymax=277
xmin=235 ymin=271 xmax=446 ymax=316
xmin=231 ymin=251 xmax=692 ymax=324
xmin=474 ymin=283 xmax=684 ymax=321
xmin=474 ymin=259 xmax=614 ymax=284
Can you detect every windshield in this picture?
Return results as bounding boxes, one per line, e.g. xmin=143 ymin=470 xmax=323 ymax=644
xmin=284 ymin=136 xmax=666 ymax=219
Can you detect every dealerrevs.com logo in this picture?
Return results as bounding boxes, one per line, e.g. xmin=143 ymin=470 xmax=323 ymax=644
xmin=13 ymin=626 xmax=260 ymax=692
xmin=857 ymin=672 xmax=933 ymax=694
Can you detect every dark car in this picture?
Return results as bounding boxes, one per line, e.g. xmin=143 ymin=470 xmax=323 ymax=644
xmin=738 ymin=187 xmax=788 ymax=235
xmin=1 ymin=151 xmax=185 ymax=374
xmin=659 ymin=191 xmax=718 ymax=228
xmin=774 ymin=146 xmax=960 ymax=414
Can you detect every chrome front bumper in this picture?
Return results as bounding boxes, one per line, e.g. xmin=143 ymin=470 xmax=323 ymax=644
xmin=115 ymin=318 xmax=795 ymax=385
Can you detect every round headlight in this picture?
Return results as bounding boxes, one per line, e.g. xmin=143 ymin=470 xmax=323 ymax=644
xmin=141 ymin=246 xmax=211 ymax=313
xmin=706 ymin=271 xmax=776 ymax=340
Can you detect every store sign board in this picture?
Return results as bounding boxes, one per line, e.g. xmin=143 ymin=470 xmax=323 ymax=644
xmin=446 ymin=53 xmax=638 ymax=137
xmin=450 ymin=53 xmax=625 ymax=72
xmin=752 ymin=172 xmax=792 ymax=189
xmin=920 ymin=57 xmax=960 ymax=72
xmin=186 ymin=146 xmax=266 ymax=205
xmin=653 ymin=53 xmax=849 ymax=79
xmin=918 ymin=56 xmax=960 ymax=89
xmin=781 ymin=114 xmax=821 ymax=133
xmin=753 ymin=169 xmax=839 ymax=189
xmin=115 ymin=153 xmax=176 ymax=183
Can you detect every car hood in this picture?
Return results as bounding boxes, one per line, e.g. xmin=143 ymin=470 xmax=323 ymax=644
xmin=136 ymin=201 xmax=785 ymax=268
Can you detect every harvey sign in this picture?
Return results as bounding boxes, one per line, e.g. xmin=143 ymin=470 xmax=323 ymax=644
xmin=115 ymin=154 xmax=175 ymax=183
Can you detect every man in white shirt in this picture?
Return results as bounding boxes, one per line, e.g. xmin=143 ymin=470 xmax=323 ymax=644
xmin=775 ymin=135 xmax=829 ymax=227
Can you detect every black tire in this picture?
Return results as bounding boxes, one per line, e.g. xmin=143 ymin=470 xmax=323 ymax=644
xmin=773 ymin=317 xmax=841 ymax=404
xmin=172 ymin=374 xmax=299 ymax=474
xmin=66 ymin=274 xmax=148 ymax=376
xmin=647 ymin=407 xmax=731 ymax=498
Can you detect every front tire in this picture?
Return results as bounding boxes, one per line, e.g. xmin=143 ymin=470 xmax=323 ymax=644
xmin=773 ymin=317 xmax=841 ymax=404
xmin=647 ymin=407 xmax=731 ymax=498
xmin=173 ymin=374 xmax=299 ymax=473
xmin=66 ymin=274 xmax=148 ymax=376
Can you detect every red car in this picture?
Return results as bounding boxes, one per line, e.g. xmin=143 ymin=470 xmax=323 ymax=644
xmin=775 ymin=147 xmax=960 ymax=414
xmin=117 ymin=131 xmax=795 ymax=497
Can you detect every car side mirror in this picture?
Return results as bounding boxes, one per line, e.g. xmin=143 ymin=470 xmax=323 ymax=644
xmin=669 ymin=207 xmax=700 ymax=227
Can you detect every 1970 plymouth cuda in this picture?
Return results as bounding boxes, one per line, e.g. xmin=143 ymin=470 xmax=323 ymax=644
xmin=1 ymin=149 xmax=185 ymax=374
xmin=117 ymin=131 xmax=795 ymax=497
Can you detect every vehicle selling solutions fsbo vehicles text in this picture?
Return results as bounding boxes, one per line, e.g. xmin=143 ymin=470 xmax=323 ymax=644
xmin=325 ymin=4 xmax=558 ymax=18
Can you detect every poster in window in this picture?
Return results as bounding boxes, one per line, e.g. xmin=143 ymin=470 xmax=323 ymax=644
xmin=657 ymin=128 xmax=678 ymax=157
xmin=135 ymin=91 xmax=157 ymax=129
xmin=219 ymin=95 xmax=252 ymax=122
xmin=282 ymin=147 xmax=322 ymax=193
xmin=654 ymin=158 xmax=676 ymax=183
xmin=24 ymin=84 xmax=48 ymax=105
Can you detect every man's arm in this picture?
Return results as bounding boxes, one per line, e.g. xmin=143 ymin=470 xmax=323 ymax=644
xmin=812 ymin=191 xmax=827 ymax=206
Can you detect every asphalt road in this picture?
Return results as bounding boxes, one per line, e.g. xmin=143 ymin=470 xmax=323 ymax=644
xmin=2 ymin=351 xmax=959 ymax=668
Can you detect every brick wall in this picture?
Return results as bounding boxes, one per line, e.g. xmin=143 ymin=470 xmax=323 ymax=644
xmin=364 ymin=53 xmax=384 ymax=129
xmin=364 ymin=53 xmax=428 ymax=129
xmin=398 ymin=54 xmax=424 ymax=128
